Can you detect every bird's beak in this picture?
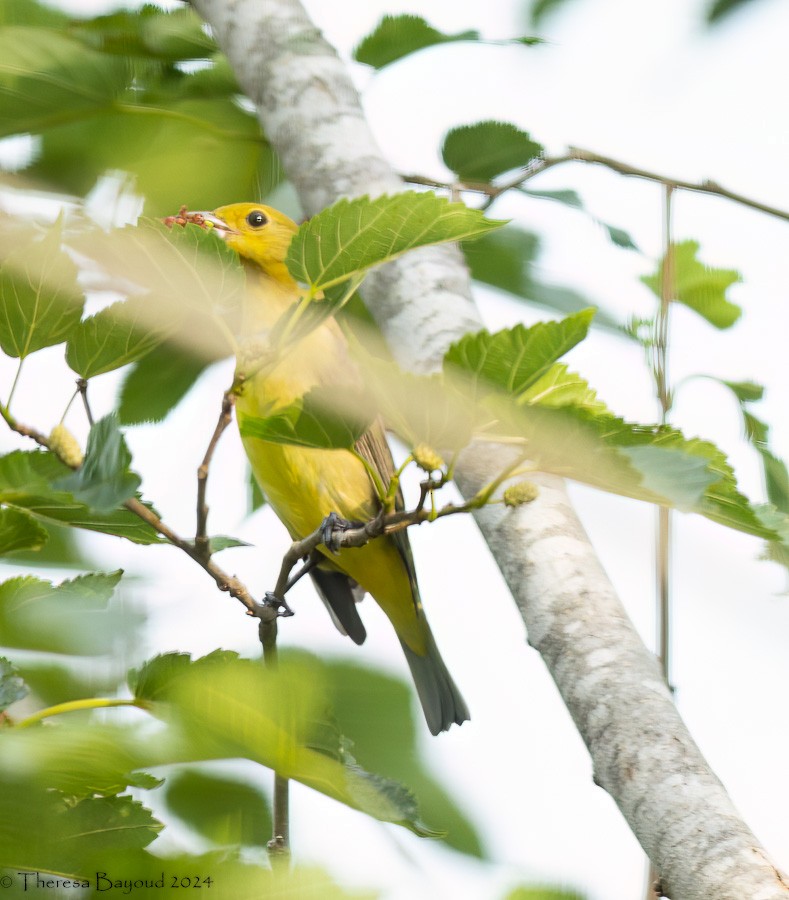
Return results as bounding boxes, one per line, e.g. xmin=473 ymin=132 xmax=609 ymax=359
xmin=185 ymin=211 xmax=238 ymax=238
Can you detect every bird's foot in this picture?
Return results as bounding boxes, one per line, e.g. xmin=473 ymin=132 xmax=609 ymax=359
xmin=259 ymin=591 xmax=295 ymax=618
xmin=320 ymin=511 xmax=359 ymax=554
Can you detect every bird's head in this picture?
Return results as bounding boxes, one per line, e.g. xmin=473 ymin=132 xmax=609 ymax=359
xmin=197 ymin=202 xmax=299 ymax=281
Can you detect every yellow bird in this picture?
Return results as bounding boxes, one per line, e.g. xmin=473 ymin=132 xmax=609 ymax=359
xmin=200 ymin=202 xmax=469 ymax=735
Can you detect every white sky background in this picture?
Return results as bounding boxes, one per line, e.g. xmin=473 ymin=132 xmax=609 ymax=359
xmin=2 ymin=0 xmax=789 ymax=898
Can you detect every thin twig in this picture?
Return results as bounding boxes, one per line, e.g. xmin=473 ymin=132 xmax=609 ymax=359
xmin=0 ymin=401 xmax=275 ymax=622
xmin=195 ymin=390 xmax=235 ymax=562
xmin=76 ymin=379 xmax=94 ymax=426
xmin=403 ymin=147 xmax=789 ymax=223
xmin=259 ymin=610 xmax=290 ymax=869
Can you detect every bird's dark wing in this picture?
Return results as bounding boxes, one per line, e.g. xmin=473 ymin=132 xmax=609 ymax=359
xmin=354 ymin=421 xmax=422 ymax=610
xmin=309 ymin=566 xmax=367 ymax=645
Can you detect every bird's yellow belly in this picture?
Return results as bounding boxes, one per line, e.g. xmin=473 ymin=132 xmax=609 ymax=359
xmin=237 ymin=370 xmax=426 ymax=651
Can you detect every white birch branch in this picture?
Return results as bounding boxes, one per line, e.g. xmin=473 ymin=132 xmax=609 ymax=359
xmin=192 ymin=1 xmax=789 ymax=896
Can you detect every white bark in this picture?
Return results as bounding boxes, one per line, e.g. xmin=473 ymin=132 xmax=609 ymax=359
xmin=192 ymin=1 xmax=789 ymax=896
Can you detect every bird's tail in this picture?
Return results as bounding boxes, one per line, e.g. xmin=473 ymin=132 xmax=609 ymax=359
xmin=399 ymin=630 xmax=469 ymax=735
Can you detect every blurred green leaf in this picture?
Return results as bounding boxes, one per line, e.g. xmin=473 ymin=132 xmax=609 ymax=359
xmin=18 ymin=658 xmax=122 ymax=706
xmin=0 ymin=656 xmax=28 ymax=711
xmin=59 ymin=795 xmax=162 ymax=853
xmin=519 ymin=187 xmax=638 ymax=250
xmin=131 ymin=652 xmax=438 ymax=835
xmin=128 ymin=650 xmax=202 ymax=703
xmin=520 ymin=363 xmax=607 ymax=412
xmin=504 ymin=887 xmax=586 ymax=900
xmin=530 ymin=0 xmax=580 ymax=25
xmin=0 ymin=0 xmax=69 ymax=26
xmin=247 ymin=466 xmax=267 ymax=513
xmin=57 ymin=415 xmax=141 ymax=513
xmin=0 ymin=507 xmax=48 ymax=555
xmin=71 ymin=6 xmax=214 ymax=60
xmin=206 ymin=535 xmax=251 ymax=553
xmin=239 ymin=386 xmax=373 ymax=450
xmin=311 ymin=654 xmax=486 ymax=858
xmin=706 ymin=0 xmax=767 ymax=22
xmin=72 ymin=219 xmax=244 ymax=326
xmin=31 ymin=97 xmax=278 ymax=214
xmin=641 ymin=240 xmax=741 ymax=328
xmin=66 ymin=298 xmax=171 ymax=379
xmin=0 ymin=27 xmax=129 ymax=137
xmin=354 ymin=14 xmax=478 ymax=68
xmin=722 ymin=379 xmax=764 ymax=403
xmin=165 ymin=769 xmax=271 ymax=847
xmin=444 ymin=309 xmax=595 ymax=399
xmin=711 ymin=378 xmax=789 ymax=566
xmin=442 ymin=121 xmax=543 ymax=182
xmin=0 ymin=222 xmax=84 ymax=359
xmin=287 ymin=192 xmax=505 ymax=293
xmin=119 ymin=343 xmax=211 ymax=425
xmin=0 ymin=569 xmax=125 ymax=655
xmin=0 ymin=449 xmax=163 ymax=543
xmin=4 ymin=519 xmax=93 ymax=568
xmin=462 ymin=227 xmax=620 ymax=331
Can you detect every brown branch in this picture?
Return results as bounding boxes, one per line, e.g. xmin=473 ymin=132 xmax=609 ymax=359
xmin=195 ymin=390 xmax=235 ymax=562
xmin=1 ymin=401 xmax=277 ymax=623
xmin=403 ymin=147 xmax=789 ymax=222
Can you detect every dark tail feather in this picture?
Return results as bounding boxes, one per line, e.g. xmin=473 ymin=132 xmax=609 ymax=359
xmin=399 ymin=631 xmax=469 ymax=735
xmin=310 ymin=568 xmax=367 ymax=645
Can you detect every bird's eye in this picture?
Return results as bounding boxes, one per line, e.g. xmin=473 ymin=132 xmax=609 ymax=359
xmin=246 ymin=210 xmax=268 ymax=228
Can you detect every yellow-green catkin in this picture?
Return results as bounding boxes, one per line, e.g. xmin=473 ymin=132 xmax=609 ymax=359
xmin=412 ymin=443 xmax=445 ymax=474
xmin=49 ymin=424 xmax=83 ymax=468
xmin=503 ymin=480 xmax=539 ymax=507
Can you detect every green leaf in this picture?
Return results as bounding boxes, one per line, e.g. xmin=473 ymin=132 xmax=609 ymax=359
xmin=722 ymin=379 xmax=765 ymax=403
xmin=129 ymin=651 xmax=200 ymax=703
xmin=118 ymin=342 xmax=210 ymax=425
xmin=462 ymin=226 xmax=621 ymax=331
xmin=164 ymin=770 xmax=271 ymax=847
xmin=519 ymin=364 xmax=607 ymax=412
xmin=0 ymin=449 xmax=162 ymax=544
xmin=0 ymin=656 xmax=28 ymax=712
xmin=0 ymin=28 xmax=129 ymax=137
xmin=0 ymin=222 xmax=84 ymax=358
xmin=59 ymin=795 xmax=162 ymax=853
xmin=641 ymin=240 xmax=741 ymax=328
xmin=286 ymin=192 xmax=505 ymax=293
xmin=206 ymin=535 xmax=251 ymax=553
xmin=353 ymin=14 xmax=479 ymax=69
xmin=238 ymin=387 xmax=373 ymax=451
xmin=442 ymin=121 xmax=543 ymax=182
xmin=0 ymin=507 xmax=48 ymax=555
xmin=56 ymin=414 xmax=141 ymax=513
xmin=444 ymin=310 xmax=595 ymax=400
xmin=66 ymin=297 xmax=171 ymax=379
xmin=0 ymin=570 xmax=126 ymax=655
